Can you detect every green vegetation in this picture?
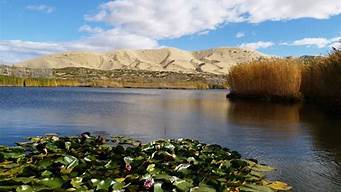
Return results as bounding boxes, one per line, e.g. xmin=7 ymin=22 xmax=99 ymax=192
xmin=0 ymin=76 xmax=24 ymax=86
xmin=0 ymin=67 xmax=228 ymax=89
xmin=0 ymin=75 xmax=79 ymax=87
xmin=0 ymin=134 xmax=291 ymax=192
xmin=228 ymin=58 xmax=302 ymax=102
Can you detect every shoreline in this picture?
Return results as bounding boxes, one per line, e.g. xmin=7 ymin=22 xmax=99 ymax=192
xmin=0 ymin=83 xmax=227 ymax=90
xmin=0 ymin=67 xmax=228 ymax=90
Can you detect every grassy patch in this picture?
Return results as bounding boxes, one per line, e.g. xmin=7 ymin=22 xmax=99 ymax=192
xmin=0 ymin=75 xmax=79 ymax=87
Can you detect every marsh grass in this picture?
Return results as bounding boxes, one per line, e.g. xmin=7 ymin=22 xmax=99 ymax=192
xmin=228 ymin=58 xmax=302 ymax=102
xmin=228 ymin=50 xmax=341 ymax=111
xmin=0 ymin=75 xmax=79 ymax=87
xmin=301 ymin=50 xmax=341 ymax=108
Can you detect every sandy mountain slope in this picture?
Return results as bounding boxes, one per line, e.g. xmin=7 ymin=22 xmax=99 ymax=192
xmin=16 ymin=47 xmax=268 ymax=74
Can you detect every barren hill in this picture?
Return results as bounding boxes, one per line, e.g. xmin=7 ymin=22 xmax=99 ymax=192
xmin=16 ymin=47 xmax=267 ymax=74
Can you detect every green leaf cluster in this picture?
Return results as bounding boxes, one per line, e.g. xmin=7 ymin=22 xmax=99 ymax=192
xmin=0 ymin=134 xmax=291 ymax=192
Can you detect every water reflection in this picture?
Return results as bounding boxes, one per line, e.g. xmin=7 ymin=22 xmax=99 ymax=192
xmin=226 ymin=100 xmax=341 ymax=191
xmin=0 ymin=88 xmax=340 ymax=191
xmin=227 ymin=100 xmax=301 ymax=139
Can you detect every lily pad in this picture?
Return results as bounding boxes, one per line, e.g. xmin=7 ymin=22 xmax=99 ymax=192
xmin=0 ymin=134 xmax=291 ymax=192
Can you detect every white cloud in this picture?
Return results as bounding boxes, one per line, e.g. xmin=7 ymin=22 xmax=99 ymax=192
xmin=0 ymin=30 xmax=158 ymax=64
xmin=237 ymin=0 xmax=341 ymax=23
xmin=26 ymin=4 xmax=54 ymax=13
xmin=239 ymin=41 xmax=274 ymax=50
xmin=2 ymin=0 xmax=341 ymax=63
xmin=85 ymin=0 xmax=244 ymax=39
xmin=291 ymin=38 xmax=329 ymax=48
xmin=79 ymin=25 xmax=103 ymax=33
xmin=285 ymin=37 xmax=341 ymax=48
xmin=235 ymin=32 xmax=245 ymax=38
xmin=85 ymin=0 xmax=341 ymax=39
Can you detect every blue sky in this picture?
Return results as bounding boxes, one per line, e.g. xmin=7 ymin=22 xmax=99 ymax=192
xmin=0 ymin=0 xmax=341 ymax=63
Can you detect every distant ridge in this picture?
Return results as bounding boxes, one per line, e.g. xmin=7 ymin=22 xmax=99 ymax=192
xmin=16 ymin=47 xmax=268 ymax=74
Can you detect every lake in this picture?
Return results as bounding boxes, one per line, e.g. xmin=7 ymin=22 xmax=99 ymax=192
xmin=0 ymin=87 xmax=340 ymax=191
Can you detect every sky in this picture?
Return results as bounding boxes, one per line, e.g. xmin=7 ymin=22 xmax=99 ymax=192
xmin=0 ymin=0 xmax=341 ymax=64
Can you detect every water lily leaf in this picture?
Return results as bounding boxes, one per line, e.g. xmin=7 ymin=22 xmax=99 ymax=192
xmin=124 ymin=156 xmax=133 ymax=164
xmin=65 ymin=142 xmax=71 ymax=150
xmin=104 ymin=160 xmax=118 ymax=169
xmin=174 ymin=164 xmax=191 ymax=175
xmin=71 ymin=177 xmax=83 ymax=188
xmin=16 ymin=185 xmax=34 ymax=192
xmin=41 ymin=170 xmax=52 ymax=177
xmin=0 ymin=185 xmax=20 ymax=191
xmin=1 ymin=152 xmax=24 ymax=159
xmin=239 ymin=184 xmax=274 ymax=192
xmin=99 ymin=144 xmax=112 ymax=151
xmin=46 ymin=142 xmax=59 ymax=152
xmin=39 ymin=177 xmax=63 ymax=189
xmin=154 ymin=174 xmax=172 ymax=182
xmin=173 ymin=179 xmax=193 ymax=192
xmin=83 ymin=155 xmax=96 ymax=162
xmin=12 ymin=177 xmax=37 ymax=184
xmin=154 ymin=182 xmax=164 ymax=192
xmin=29 ymin=137 xmax=41 ymax=143
xmin=163 ymin=143 xmax=175 ymax=151
xmin=38 ymin=159 xmax=53 ymax=170
xmin=93 ymin=179 xmax=115 ymax=191
xmin=0 ymin=162 xmax=19 ymax=169
xmin=187 ymin=157 xmax=198 ymax=165
xmin=190 ymin=184 xmax=216 ymax=192
xmin=112 ymin=182 xmax=125 ymax=190
xmin=115 ymin=178 xmax=125 ymax=183
xmin=250 ymin=171 xmax=265 ymax=178
xmin=59 ymin=155 xmax=79 ymax=174
xmin=0 ymin=166 xmax=24 ymax=177
xmin=63 ymin=155 xmax=78 ymax=165
xmin=251 ymin=164 xmax=274 ymax=172
xmin=147 ymin=164 xmax=156 ymax=173
xmin=267 ymin=181 xmax=292 ymax=191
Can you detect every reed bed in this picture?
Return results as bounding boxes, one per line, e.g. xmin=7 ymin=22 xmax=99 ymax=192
xmin=228 ymin=58 xmax=302 ymax=101
xmin=0 ymin=75 xmax=79 ymax=87
xmin=301 ymin=50 xmax=341 ymax=108
xmin=228 ymin=50 xmax=341 ymax=111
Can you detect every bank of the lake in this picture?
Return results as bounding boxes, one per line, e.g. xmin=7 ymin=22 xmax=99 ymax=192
xmin=0 ymin=66 xmax=228 ymax=89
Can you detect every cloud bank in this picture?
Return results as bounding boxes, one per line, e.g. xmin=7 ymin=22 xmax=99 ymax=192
xmin=240 ymin=41 xmax=274 ymax=50
xmin=2 ymin=0 xmax=341 ymax=63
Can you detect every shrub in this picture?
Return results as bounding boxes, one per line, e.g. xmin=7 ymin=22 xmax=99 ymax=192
xmin=228 ymin=58 xmax=302 ymax=101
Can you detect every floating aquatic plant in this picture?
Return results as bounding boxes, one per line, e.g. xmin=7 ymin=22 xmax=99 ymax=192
xmin=0 ymin=133 xmax=291 ymax=192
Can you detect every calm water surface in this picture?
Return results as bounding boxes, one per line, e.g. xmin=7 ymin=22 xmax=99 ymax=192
xmin=0 ymin=87 xmax=340 ymax=191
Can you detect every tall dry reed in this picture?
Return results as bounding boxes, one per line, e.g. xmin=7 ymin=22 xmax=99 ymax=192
xmin=228 ymin=58 xmax=302 ymax=101
xmin=301 ymin=50 xmax=341 ymax=108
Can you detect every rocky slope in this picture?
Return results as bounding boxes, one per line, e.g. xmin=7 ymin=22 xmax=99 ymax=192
xmin=16 ymin=47 xmax=267 ymax=74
